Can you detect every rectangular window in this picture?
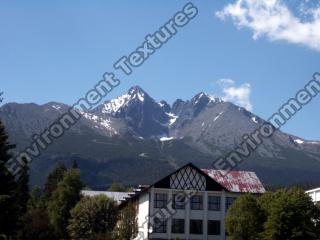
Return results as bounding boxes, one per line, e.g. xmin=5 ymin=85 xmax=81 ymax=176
xmin=172 ymin=219 xmax=185 ymax=234
xmin=154 ymin=193 xmax=167 ymax=209
xmin=190 ymin=220 xmax=203 ymax=235
xmin=208 ymin=220 xmax=221 ymax=235
xmin=172 ymin=193 xmax=185 ymax=209
xmin=208 ymin=196 xmax=221 ymax=211
xmin=226 ymin=197 xmax=237 ymax=211
xmin=153 ymin=218 xmax=167 ymax=233
xmin=190 ymin=195 xmax=203 ymax=210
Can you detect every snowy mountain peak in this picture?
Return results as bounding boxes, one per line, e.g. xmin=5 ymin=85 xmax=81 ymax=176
xmin=2 ymin=86 xmax=320 ymax=188
xmin=192 ymin=92 xmax=222 ymax=105
xmin=128 ymin=85 xmax=147 ymax=101
xmin=101 ymin=94 xmax=131 ymax=114
xmin=158 ymin=100 xmax=171 ymax=113
xmin=101 ymin=86 xmax=149 ymax=115
xmin=128 ymin=85 xmax=145 ymax=94
xmin=126 ymin=85 xmax=151 ymax=103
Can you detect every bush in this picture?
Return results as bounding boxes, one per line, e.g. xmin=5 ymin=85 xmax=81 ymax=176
xmin=16 ymin=187 xmax=56 ymax=240
xmin=225 ymin=194 xmax=264 ymax=240
xmin=68 ymin=195 xmax=118 ymax=239
xmin=259 ymin=188 xmax=320 ymax=240
xmin=17 ymin=207 xmax=56 ymax=240
xmin=117 ymin=202 xmax=138 ymax=239
xmin=225 ymin=188 xmax=320 ymax=240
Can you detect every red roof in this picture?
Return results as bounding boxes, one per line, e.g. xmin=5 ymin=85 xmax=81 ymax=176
xmin=202 ymin=169 xmax=266 ymax=194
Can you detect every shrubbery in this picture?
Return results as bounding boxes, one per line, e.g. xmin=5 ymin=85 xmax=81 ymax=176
xmin=68 ymin=195 xmax=118 ymax=239
xmin=226 ymin=188 xmax=320 ymax=240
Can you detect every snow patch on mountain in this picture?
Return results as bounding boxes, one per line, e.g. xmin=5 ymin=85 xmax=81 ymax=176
xmin=81 ymin=112 xmax=116 ymax=133
xmin=101 ymin=86 xmax=146 ymax=115
xmin=213 ymin=112 xmax=224 ymax=122
xmin=160 ymin=136 xmax=174 ymax=141
xmin=139 ymin=153 xmax=148 ymax=157
xmin=137 ymin=92 xmax=144 ymax=102
xmin=52 ymin=105 xmax=61 ymax=110
xmin=50 ymin=104 xmax=63 ymax=113
xmin=294 ymin=139 xmax=304 ymax=144
xmin=102 ymin=94 xmax=131 ymax=114
xmin=209 ymin=96 xmax=222 ymax=103
xmin=294 ymin=138 xmax=320 ymax=145
xmin=158 ymin=102 xmax=165 ymax=107
xmin=166 ymin=112 xmax=178 ymax=126
xmin=251 ymin=116 xmax=258 ymax=124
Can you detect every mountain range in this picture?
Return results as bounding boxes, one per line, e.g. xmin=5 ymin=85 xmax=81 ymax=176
xmin=1 ymin=86 xmax=320 ymax=189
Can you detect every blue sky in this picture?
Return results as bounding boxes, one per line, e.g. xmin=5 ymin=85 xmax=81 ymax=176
xmin=1 ymin=0 xmax=320 ymax=140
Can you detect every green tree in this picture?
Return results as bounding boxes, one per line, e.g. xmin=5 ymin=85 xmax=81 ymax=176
xmin=0 ymin=119 xmax=19 ymax=237
xmin=27 ymin=187 xmax=42 ymax=208
xmin=17 ymin=187 xmax=58 ymax=240
xmin=108 ymin=182 xmax=126 ymax=192
xmin=15 ymin=162 xmax=30 ymax=219
xmin=225 ymin=194 xmax=265 ymax=240
xmin=72 ymin=159 xmax=78 ymax=169
xmin=43 ymin=162 xmax=67 ymax=201
xmin=47 ymin=169 xmax=83 ymax=238
xmin=259 ymin=188 xmax=320 ymax=240
xmin=88 ymin=232 xmax=118 ymax=240
xmin=117 ymin=202 xmax=138 ymax=240
xmin=225 ymin=189 xmax=320 ymax=240
xmin=18 ymin=207 xmax=56 ymax=240
xmin=67 ymin=195 xmax=118 ymax=239
xmin=17 ymin=187 xmax=56 ymax=240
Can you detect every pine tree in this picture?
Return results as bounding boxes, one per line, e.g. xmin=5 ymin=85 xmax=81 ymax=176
xmin=15 ymin=161 xmax=30 ymax=218
xmin=17 ymin=187 xmax=57 ymax=240
xmin=47 ymin=169 xmax=83 ymax=238
xmin=72 ymin=159 xmax=78 ymax=169
xmin=43 ymin=162 xmax=67 ymax=201
xmin=0 ymin=119 xmax=19 ymax=236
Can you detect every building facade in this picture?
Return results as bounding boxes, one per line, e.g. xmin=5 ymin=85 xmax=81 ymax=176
xmin=306 ymin=187 xmax=320 ymax=204
xmin=81 ymin=190 xmax=131 ymax=204
xmin=121 ymin=163 xmax=265 ymax=240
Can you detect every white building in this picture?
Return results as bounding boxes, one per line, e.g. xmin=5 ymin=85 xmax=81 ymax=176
xmin=120 ymin=163 xmax=265 ymax=240
xmin=306 ymin=187 xmax=320 ymax=204
xmin=81 ymin=190 xmax=132 ymax=204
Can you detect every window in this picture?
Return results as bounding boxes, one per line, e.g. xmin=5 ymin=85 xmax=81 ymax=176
xmin=153 ymin=218 xmax=167 ymax=233
xmin=172 ymin=219 xmax=185 ymax=234
xmin=208 ymin=220 xmax=221 ymax=235
xmin=154 ymin=193 xmax=167 ymax=208
xmin=226 ymin=197 xmax=236 ymax=211
xmin=190 ymin=195 xmax=203 ymax=210
xmin=173 ymin=193 xmax=185 ymax=209
xmin=208 ymin=196 xmax=221 ymax=211
xmin=190 ymin=220 xmax=203 ymax=234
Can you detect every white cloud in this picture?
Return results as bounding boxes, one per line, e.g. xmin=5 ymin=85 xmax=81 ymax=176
xmin=217 ymin=78 xmax=235 ymax=86
xmin=217 ymin=79 xmax=253 ymax=111
xmin=216 ymin=0 xmax=320 ymax=51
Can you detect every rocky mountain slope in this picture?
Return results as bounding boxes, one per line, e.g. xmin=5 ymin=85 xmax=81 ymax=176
xmin=1 ymin=86 xmax=320 ymax=188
